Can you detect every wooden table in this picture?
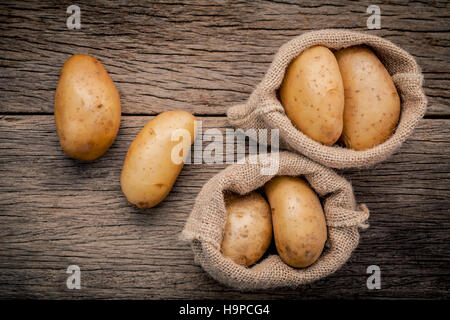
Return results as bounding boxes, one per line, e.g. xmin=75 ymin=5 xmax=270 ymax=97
xmin=0 ymin=0 xmax=448 ymax=299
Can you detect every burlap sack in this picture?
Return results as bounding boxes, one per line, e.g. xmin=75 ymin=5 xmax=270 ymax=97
xmin=227 ymin=29 xmax=427 ymax=169
xmin=181 ymin=151 xmax=369 ymax=290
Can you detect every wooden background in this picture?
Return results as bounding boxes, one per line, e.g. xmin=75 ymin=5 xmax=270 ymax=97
xmin=0 ymin=0 xmax=449 ymax=299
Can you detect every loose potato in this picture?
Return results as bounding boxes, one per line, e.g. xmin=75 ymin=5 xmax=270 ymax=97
xmin=221 ymin=192 xmax=272 ymax=266
xmin=335 ymin=46 xmax=400 ymax=150
xmin=280 ymin=45 xmax=345 ymax=145
xmin=121 ymin=110 xmax=196 ymax=209
xmin=264 ymin=176 xmax=327 ymax=268
xmin=54 ymin=54 xmax=121 ymax=161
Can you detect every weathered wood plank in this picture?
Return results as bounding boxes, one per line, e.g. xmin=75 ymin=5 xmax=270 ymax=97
xmin=0 ymin=0 xmax=448 ymax=116
xmin=0 ymin=115 xmax=448 ymax=299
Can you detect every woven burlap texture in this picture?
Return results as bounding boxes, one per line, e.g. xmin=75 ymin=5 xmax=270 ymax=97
xmin=181 ymin=151 xmax=370 ymax=290
xmin=227 ymin=29 xmax=427 ymax=169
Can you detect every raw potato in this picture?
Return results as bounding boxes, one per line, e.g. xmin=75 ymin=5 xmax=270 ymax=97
xmin=121 ymin=110 xmax=196 ymax=209
xmin=336 ymin=46 xmax=401 ymax=150
xmin=221 ymin=192 xmax=272 ymax=266
xmin=280 ymin=46 xmax=345 ymax=145
xmin=54 ymin=54 xmax=121 ymax=161
xmin=265 ymin=176 xmax=327 ymax=268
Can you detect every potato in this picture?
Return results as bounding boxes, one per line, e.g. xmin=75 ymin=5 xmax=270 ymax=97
xmin=280 ymin=45 xmax=345 ymax=145
xmin=54 ymin=54 xmax=121 ymax=161
xmin=221 ymin=192 xmax=272 ymax=266
xmin=335 ymin=46 xmax=400 ymax=150
xmin=264 ymin=176 xmax=327 ymax=268
xmin=121 ymin=110 xmax=196 ymax=209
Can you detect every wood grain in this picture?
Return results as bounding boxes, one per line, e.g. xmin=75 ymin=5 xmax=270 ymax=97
xmin=0 ymin=0 xmax=448 ymax=300
xmin=0 ymin=0 xmax=449 ymax=116
xmin=0 ymin=115 xmax=448 ymax=299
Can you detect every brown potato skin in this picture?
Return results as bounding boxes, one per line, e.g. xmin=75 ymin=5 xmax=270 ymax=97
xmin=221 ymin=192 xmax=272 ymax=266
xmin=264 ymin=176 xmax=327 ymax=268
xmin=280 ymin=46 xmax=345 ymax=146
xmin=335 ymin=46 xmax=400 ymax=150
xmin=121 ymin=110 xmax=196 ymax=209
xmin=54 ymin=54 xmax=121 ymax=161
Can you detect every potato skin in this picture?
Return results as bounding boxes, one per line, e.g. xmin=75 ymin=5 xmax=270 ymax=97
xmin=264 ymin=176 xmax=327 ymax=268
xmin=280 ymin=46 xmax=344 ymax=145
xmin=221 ymin=192 xmax=272 ymax=266
xmin=54 ymin=54 xmax=121 ymax=161
xmin=336 ymin=46 xmax=400 ymax=150
xmin=121 ymin=110 xmax=196 ymax=209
